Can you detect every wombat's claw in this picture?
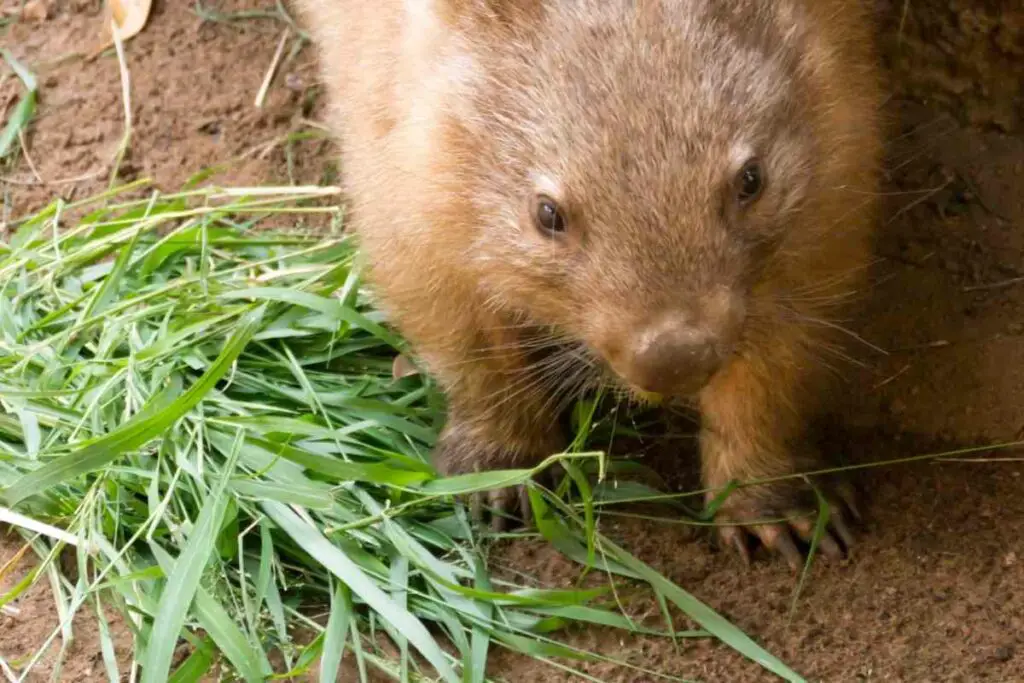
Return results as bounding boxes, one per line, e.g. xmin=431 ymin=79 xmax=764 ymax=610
xmin=715 ymin=481 xmax=861 ymax=571
xmin=465 ymin=485 xmax=535 ymax=533
xmin=465 ymin=465 xmax=565 ymax=532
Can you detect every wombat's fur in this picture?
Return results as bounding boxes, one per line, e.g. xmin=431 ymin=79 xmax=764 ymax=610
xmin=295 ymin=0 xmax=883 ymax=568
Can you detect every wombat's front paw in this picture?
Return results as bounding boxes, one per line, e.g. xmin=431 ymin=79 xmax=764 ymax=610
xmin=433 ymin=421 xmax=562 ymax=533
xmin=708 ymin=474 xmax=861 ymax=571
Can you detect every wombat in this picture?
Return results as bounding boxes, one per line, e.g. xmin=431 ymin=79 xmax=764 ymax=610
xmin=295 ymin=0 xmax=883 ymax=569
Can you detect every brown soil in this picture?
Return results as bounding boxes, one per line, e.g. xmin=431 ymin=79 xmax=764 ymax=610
xmin=876 ymin=0 xmax=1024 ymax=133
xmin=2 ymin=2 xmax=1023 ymax=682
xmin=0 ymin=0 xmax=336 ymax=220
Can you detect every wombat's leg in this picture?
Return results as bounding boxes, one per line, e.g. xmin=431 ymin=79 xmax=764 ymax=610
xmin=697 ymin=343 xmax=859 ymax=570
xmin=426 ymin=330 xmax=568 ymax=532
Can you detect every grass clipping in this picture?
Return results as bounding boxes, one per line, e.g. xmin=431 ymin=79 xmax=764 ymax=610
xmin=0 ymin=184 xmax=807 ymax=683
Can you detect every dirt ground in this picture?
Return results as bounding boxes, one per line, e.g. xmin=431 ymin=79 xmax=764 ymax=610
xmin=2 ymin=1 xmax=1024 ymax=682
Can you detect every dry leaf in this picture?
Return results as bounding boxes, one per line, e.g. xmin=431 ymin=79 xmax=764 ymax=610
xmin=87 ymin=0 xmax=152 ymax=59
xmin=108 ymin=0 xmax=152 ymax=41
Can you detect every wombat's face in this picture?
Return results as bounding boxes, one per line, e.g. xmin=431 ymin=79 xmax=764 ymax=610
xmin=457 ymin=1 xmax=823 ymax=397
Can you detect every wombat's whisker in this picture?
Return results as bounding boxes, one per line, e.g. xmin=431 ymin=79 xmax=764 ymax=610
xmin=783 ymin=310 xmax=887 ymax=356
xmin=884 ymin=123 xmax=960 ymax=173
xmin=484 ymin=350 xmax=587 ymax=411
xmin=886 ymin=113 xmax=953 ymax=144
xmin=805 ymin=341 xmax=869 ymax=372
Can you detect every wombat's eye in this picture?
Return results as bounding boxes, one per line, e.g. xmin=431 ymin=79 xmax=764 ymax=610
xmin=534 ymin=195 xmax=567 ymax=235
xmin=736 ymin=159 xmax=766 ymax=206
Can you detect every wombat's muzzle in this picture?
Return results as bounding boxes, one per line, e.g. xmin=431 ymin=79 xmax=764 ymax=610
xmin=596 ymin=300 xmax=744 ymax=397
xmin=622 ymin=320 xmax=727 ymax=395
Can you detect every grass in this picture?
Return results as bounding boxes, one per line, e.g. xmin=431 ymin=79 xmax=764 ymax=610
xmin=0 ymin=181 xmax=819 ymax=682
xmin=0 ymin=50 xmax=37 ymax=165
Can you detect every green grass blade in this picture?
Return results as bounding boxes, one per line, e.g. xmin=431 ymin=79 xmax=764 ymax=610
xmin=0 ymin=50 xmax=37 ymax=160
xmin=1 ymin=50 xmax=37 ymax=90
xmin=390 ymin=553 xmax=411 ymax=683
xmin=168 ymin=635 xmax=217 ymax=683
xmin=262 ymin=500 xmax=460 ymax=683
xmin=78 ymin=227 xmax=142 ymax=324
xmin=418 ymin=469 xmax=536 ymax=495
xmin=191 ymin=584 xmax=272 ymax=682
xmin=150 ymin=545 xmax=271 ymax=683
xmin=2 ymin=306 xmax=264 ymax=507
xmin=140 ymin=430 xmax=244 ymax=683
xmin=598 ymin=536 xmax=807 ymax=683
xmin=319 ymin=580 xmax=353 ymax=683
xmin=562 ymin=461 xmax=596 ymax=567
xmin=94 ymin=593 xmax=121 ymax=683
xmin=255 ymin=522 xmax=289 ymax=653
xmin=12 ymin=404 xmax=42 ymax=457
xmin=230 ymin=478 xmax=334 ymax=509
xmin=218 ymin=287 xmax=404 ymax=348
xmin=467 ymin=559 xmax=492 ymax=683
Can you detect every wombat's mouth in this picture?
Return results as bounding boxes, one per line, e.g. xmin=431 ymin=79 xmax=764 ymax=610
xmin=517 ymin=325 xmax=730 ymax=405
xmin=618 ymin=368 xmax=720 ymax=401
xmin=621 ymin=386 xmax=668 ymax=408
xmin=589 ymin=353 xmax=723 ymax=406
xmin=596 ymin=340 xmax=732 ymax=400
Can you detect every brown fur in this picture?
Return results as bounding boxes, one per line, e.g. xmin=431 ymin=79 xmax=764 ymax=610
xmin=295 ymin=0 xmax=883 ymax=555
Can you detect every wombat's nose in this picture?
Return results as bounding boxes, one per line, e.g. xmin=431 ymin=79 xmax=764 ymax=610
xmin=622 ymin=317 xmax=726 ymax=396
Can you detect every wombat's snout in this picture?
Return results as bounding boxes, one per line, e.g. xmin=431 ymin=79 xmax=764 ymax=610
xmin=599 ymin=294 xmax=744 ymax=396
xmin=622 ymin=317 xmax=726 ymax=395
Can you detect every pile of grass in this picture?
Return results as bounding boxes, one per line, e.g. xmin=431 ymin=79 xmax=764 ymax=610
xmin=0 ymin=183 xmax=807 ymax=682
